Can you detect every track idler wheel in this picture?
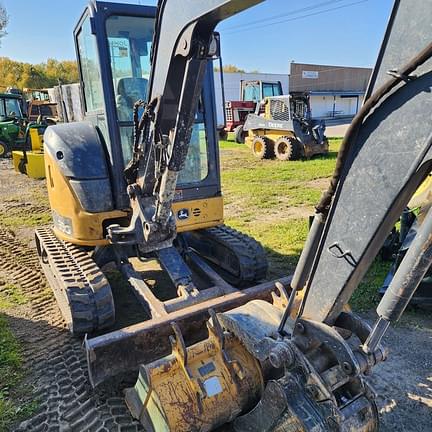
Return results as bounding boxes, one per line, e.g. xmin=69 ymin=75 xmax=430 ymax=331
xmin=252 ymin=136 xmax=274 ymax=159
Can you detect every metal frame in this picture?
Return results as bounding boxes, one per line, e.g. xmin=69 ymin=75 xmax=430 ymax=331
xmin=86 ymin=272 xmax=291 ymax=387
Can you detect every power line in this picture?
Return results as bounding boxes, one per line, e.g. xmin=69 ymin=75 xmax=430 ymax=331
xmin=223 ymin=0 xmax=369 ymax=35
xmin=221 ymin=0 xmax=347 ymax=31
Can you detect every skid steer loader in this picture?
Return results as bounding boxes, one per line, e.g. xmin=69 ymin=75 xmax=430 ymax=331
xmin=244 ymin=95 xmax=328 ymax=160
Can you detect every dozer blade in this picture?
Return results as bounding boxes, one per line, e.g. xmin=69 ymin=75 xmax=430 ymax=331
xmin=85 ymin=276 xmax=291 ymax=387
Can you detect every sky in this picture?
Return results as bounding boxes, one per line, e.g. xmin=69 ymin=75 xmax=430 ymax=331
xmin=0 ymin=0 xmax=394 ymax=74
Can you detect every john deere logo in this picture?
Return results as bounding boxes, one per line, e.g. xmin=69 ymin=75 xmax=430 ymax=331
xmin=177 ymin=208 xmax=189 ymax=220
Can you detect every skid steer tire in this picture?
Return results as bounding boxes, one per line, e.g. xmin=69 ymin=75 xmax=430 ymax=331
xmin=0 ymin=141 xmax=9 ymax=158
xmin=252 ymin=136 xmax=274 ymax=159
xmin=234 ymin=124 xmax=245 ymax=144
xmin=274 ymin=136 xmax=301 ymax=161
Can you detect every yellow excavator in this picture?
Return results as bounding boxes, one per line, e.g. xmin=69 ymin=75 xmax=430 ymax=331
xmin=36 ymin=0 xmax=270 ymax=336
xmin=36 ymin=0 xmax=432 ymax=431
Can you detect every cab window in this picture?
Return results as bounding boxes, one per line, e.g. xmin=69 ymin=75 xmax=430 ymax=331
xmin=76 ymin=16 xmax=104 ymax=112
xmin=178 ymin=117 xmax=209 ymax=184
xmin=106 ymin=14 xmax=153 ymax=164
xmin=0 ymin=98 xmax=22 ymax=119
xmin=263 ymin=82 xmax=282 ymax=98
xmin=243 ymin=83 xmax=260 ymax=102
xmin=104 ymin=14 xmax=209 ymax=181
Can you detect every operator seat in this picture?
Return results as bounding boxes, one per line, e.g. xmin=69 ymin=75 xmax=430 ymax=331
xmin=115 ymin=77 xmax=148 ymax=121
xmin=116 ymin=77 xmax=148 ymax=164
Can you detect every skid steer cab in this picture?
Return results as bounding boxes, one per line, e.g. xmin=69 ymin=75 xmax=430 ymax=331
xmin=243 ymin=95 xmax=328 ymax=160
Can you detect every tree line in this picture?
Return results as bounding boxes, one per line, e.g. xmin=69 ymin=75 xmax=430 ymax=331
xmin=214 ymin=64 xmax=259 ymax=74
xmin=0 ymin=57 xmax=79 ymax=90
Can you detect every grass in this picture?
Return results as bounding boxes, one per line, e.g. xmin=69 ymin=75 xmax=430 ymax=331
xmin=219 ymin=135 xmax=389 ymax=311
xmin=0 ymin=282 xmax=38 ymax=431
xmin=0 ymin=315 xmax=39 ymax=432
xmin=0 ymin=283 xmax=28 ymax=310
xmin=351 ymin=259 xmax=391 ymax=310
xmin=0 ymin=187 xmax=51 ymax=229
xmin=0 ymin=212 xmax=51 ymax=229
xmin=220 ymin=138 xmax=339 ymax=216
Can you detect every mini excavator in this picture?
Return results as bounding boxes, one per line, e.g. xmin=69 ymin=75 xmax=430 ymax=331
xmin=36 ymin=0 xmax=432 ymax=430
xmin=36 ymin=0 xmax=269 ymax=336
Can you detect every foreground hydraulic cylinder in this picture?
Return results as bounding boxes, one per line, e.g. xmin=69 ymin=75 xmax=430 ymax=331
xmin=125 ymin=313 xmax=263 ymax=432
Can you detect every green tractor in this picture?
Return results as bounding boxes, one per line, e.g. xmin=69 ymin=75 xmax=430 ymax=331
xmin=0 ymin=92 xmax=50 ymax=158
xmin=0 ymin=92 xmax=27 ymax=157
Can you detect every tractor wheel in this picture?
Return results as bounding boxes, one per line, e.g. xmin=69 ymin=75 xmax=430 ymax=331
xmin=252 ymin=136 xmax=274 ymax=159
xmin=218 ymin=128 xmax=228 ymax=141
xmin=234 ymin=124 xmax=245 ymax=144
xmin=0 ymin=141 xmax=9 ymax=158
xmin=274 ymin=136 xmax=301 ymax=161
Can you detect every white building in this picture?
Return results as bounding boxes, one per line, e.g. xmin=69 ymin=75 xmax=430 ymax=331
xmin=289 ymin=62 xmax=372 ymax=120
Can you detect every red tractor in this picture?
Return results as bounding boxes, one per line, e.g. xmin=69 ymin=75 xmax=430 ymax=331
xmin=222 ymin=80 xmax=283 ymax=143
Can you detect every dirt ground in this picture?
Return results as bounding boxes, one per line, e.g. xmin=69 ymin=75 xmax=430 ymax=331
xmin=0 ymin=159 xmax=431 ymax=431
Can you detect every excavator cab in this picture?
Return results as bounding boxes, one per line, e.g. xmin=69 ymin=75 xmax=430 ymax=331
xmin=67 ymin=1 xmax=223 ymax=239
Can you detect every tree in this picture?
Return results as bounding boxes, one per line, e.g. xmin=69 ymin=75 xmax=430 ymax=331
xmin=45 ymin=58 xmax=79 ymax=85
xmin=0 ymin=3 xmax=8 ymax=46
xmin=0 ymin=57 xmax=79 ymax=90
xmin=214 ymin=64 xmax=245 ymax=73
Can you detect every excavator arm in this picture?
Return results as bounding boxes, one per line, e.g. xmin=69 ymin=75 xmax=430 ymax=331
xmin=295 ymin=0 xmax=432 ymax=331
xmin=108 ymin=0 xmax=263 ymax=249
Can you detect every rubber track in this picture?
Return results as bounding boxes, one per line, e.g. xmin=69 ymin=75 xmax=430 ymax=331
xmin=186 ymin=224 xmax=268 ymax=288
xmin=0 ymin=228 xmax=143 ymax=432
xmin=35 ymin=227 xmax=115 ymax=335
